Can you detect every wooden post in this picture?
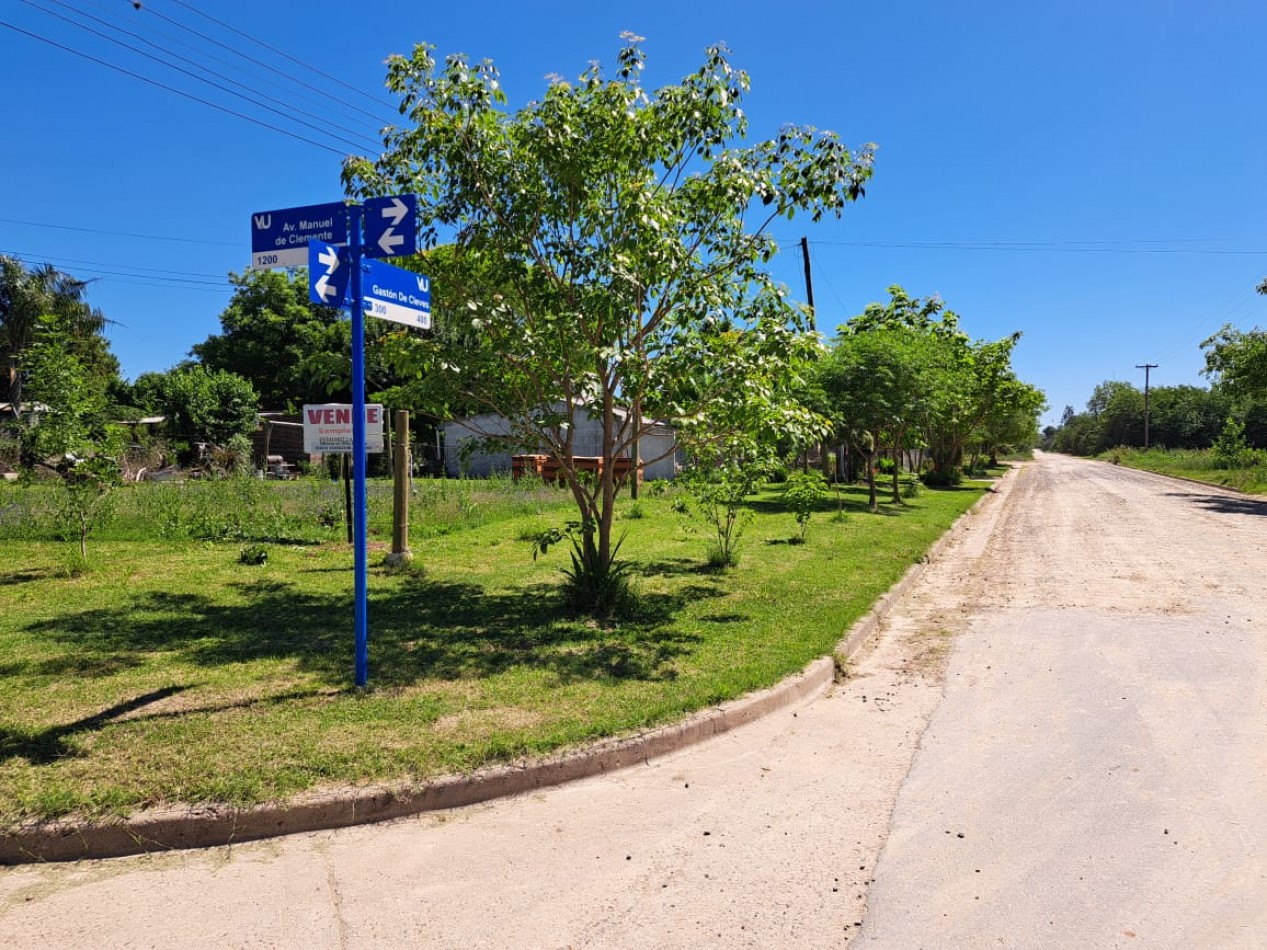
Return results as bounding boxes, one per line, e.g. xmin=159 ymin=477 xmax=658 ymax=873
xmin=386 ymin=409 xmax=412 ymax=565
xmin=261 ymin=418 xmax=273 ymax=474
xmin=342 ymin=453 xmax=353 ymax=545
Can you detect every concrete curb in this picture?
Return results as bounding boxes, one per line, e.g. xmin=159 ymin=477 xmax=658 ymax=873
xmin=0 ymin=470 xmax=1013 ymax=865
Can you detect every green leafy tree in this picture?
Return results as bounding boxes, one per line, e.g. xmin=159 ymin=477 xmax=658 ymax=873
xmin=821 ymin=320 xmax=935 ymax=509
xmin=147 ymin=366 xmax=259 ymax=459
xmin=0 ymin=256 xmax=112 ymax=410
xmin=975 ymin=377 xmax=1046 ymax=465
xmin=343 ymin=35 xmax=873 ymax=605
xmin=1146 ymin=385 xmax=1228 ymax=449
xmin=828 ymin=286 xmax=1038 ymax=484
xmin=19 ymin=314 xmax=124 ymax=562
xmin=192 ymin=269 xmax=346 ymax=410
xmin=1086 ymin=380 xmax=1144 ymax=449
xmin=1203 ymin=324 xmax=1267 ymax=403
xmin=1211 ymin=416 xmax=1255 ymax=469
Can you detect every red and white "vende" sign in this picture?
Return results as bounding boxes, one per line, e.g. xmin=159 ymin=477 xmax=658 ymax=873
xmin=302 ymin=404 xmax=385 ymax=454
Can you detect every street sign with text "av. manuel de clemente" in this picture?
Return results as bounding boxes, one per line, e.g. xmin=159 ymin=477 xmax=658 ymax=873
xmin=250 ymin=202 xmax=348 ymax=270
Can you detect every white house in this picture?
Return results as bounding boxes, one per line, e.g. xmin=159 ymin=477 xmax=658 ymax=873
xmin=442 ymin=405 xmax=681 ymax=480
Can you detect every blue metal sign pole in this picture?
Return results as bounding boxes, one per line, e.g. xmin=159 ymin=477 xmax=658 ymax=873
xmin=349 ymin=207 xmax=369 ymax=687
xmin=282 ymin=193 xmax=420 ymax=689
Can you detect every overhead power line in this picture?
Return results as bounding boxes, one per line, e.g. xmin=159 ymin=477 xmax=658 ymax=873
xmin=81 ymin=0 xmax=387 ymax=135
xmin=0 ymin=216 xmax=238 ymax=247
xmin=4 ymin=252 xmax=225 ymax=286
xmin=134 ymin=0 xmax=397 ymax=127
xmin=4 ymin=249 xmax=227 ymax=280
xmin=0 ymin=19 xmax=349 ymax=156
xmin=166 ymin=0 xmax=396 ymax=110
xmin=19 ymin=1 xmax=375 ymax=153
xmin=34 ymin=0 xmax=381 ymax=151
xmin=807 ymin=238 xmax=1267 ymax=255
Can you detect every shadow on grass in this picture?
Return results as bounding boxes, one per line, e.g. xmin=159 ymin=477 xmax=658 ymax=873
xmin=20 ymin=572 xmax=717 ymax=690
xmin=0 ymin=568 xmax=56 ymax=587
xmin=638 ymin=557 xmax=720 ymax=577
xmin=0 ymin=685 xmax=188 ymax=764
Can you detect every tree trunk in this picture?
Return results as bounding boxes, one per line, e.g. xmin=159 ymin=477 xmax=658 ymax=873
xmin=891 ymin=444 xmax=902 ymax=505
xmin=866 ymin=444 xmax=878 ymax=513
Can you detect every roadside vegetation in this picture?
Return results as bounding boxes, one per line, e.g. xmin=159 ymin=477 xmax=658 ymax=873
xmin=1100 ymin=446 xmax=1267 ymax=494
xmin=1044 ymin=279 xmax=1267 ymax=485
xmin=0 ymin=474 xmax=988 ymax=827
xmin=0 ymin=35 xmax=1043 ymax=829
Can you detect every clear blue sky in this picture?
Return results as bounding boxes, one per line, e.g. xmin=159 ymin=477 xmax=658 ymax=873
xmin=3 ymin=0 xmax=1265 ymax=424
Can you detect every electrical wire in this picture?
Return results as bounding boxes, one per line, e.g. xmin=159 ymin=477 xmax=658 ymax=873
xmin=78 ymin=0 xmax=387 ymax=135
xmin=1151 ymin=277 xmax=1266 ymax=364
xmin=135 ymin=0 xmax=397 ymax=126
xmin=19 ymin=1 xmax=374 ymax=153
xmin=35 ymin=0 xmax=381 ymax=151
xmin=166 ymin=0 xmax=396 ymax=110
xmin=0 ymin=19 xmax=349 ymax=156
xmin=808 ymin=245 xmax=851 ymax=318
xmin=3 ymin=249 xmax=227 ymax=280
xmin=0 ymin=217 xmax=238 ymax=247
xmin=4 ymin=254 xmax=226 ymax=287
xmin=807 ymin=238 xmax=1267 ymax=255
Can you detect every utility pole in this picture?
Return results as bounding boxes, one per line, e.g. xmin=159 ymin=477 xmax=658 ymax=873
xmin=1136 ymin=363 xmax=1158 ymax=449
xmin=799 ymin=236 xmax=816 ymax=333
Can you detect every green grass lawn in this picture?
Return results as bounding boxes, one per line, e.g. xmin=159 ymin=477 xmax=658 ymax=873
xmin=0 ymin=475 xmax=987 ymax=828
xmin=1100 ymin=447 xmax=1267 ymax=494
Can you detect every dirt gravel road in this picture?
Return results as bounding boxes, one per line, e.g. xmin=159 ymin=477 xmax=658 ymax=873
xmin=1 ymin=454 xmax=1263 ymax=948
xmin=859 ymin=452 xmax=1267 ymax=948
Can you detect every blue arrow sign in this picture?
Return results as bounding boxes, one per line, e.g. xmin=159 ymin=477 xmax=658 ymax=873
xmin=308 ymin=240 xmax=351 ymax=305
xmin=363 ymin=257 xmax=431 ymax=329
xmin=250 ymin=201 xmax=348 ymax=270
xmin=362 ymin=194 xmax=417 ymax=259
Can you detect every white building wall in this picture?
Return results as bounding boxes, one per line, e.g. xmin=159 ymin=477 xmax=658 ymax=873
xmin=442 ymin=409 xmax=680 ymax=480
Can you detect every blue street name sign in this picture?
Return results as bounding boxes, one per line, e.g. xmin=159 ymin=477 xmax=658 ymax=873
xmin=250 ymin=201 xmax=348 ymax=270
xmin=249 ymin=194 xmax=424 ymax=689
xmin=308 ymin=240 xmax=351 ymax=306
xmin=363 ymin=194 xmax=418 ymax=259
xmin=362 ymin=257 xmax=431 ymax=329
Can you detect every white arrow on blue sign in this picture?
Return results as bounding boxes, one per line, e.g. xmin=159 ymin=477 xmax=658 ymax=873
xmin=363 ymin=257 xmax=431 ymax=329
xmin=250 ymin=202 xmax=348 ymax=270
xmin=362 ymin=195 xmax=417 ymax=259
xmin=308 ymin=240 xmax=351 ymax=305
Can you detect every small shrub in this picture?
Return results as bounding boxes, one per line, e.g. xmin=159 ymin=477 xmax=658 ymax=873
xmin=317 ymin=501 xmax=344 ymax=528
xmin=783 ymin=471 xmax=828 ymax=541
xmin=705 ymin=540 xmax=739 ymax=569
xmin=624 ymin=501 xmax=646 ymax=520
xmin=52 ymin=454 xmax=121 ymax=563
xmin=1212 ymin=419 xmax=1255 ymax=470
xmin=238 ymin=543 xmax=268 ymax=565
xmin=921 ymin=466 xmax=962 ymax=487
xmin=901 ymin=474 xmax=922 ymax=498
xmin=532 ymin=521 xmax=633 ymax=614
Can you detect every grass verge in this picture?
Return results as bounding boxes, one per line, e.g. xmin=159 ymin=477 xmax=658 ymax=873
xmin=0 ymin=477 xmax=986 ymax=829
xmin=1101 ymin=447 xmax=1267 ymax=494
